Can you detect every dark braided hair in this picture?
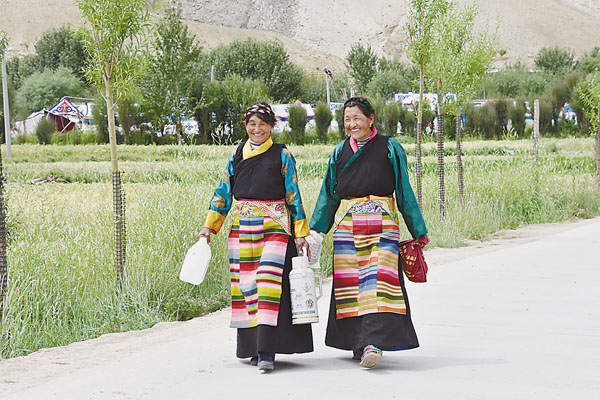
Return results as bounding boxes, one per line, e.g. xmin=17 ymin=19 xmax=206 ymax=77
xmin=343 ymin=97 xmax=375 ymax=119
xmin=243 ymin=102 xmax=277 ymax=125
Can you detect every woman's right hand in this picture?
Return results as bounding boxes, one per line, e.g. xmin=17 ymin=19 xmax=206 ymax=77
xmin=198 ymin=226 xmax=212 ymax=244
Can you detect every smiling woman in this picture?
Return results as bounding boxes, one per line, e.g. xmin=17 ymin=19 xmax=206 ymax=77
xmin=197 ymin=102 xmax=313 ymax=371
xmin=310 ymin=96 xmax=429 ymax=369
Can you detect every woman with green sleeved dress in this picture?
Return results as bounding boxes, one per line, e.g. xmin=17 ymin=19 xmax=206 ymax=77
xmin=309 ymin=97 xmax=429 ymax=369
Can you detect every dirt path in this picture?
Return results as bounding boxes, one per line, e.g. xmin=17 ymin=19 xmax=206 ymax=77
xmin=1 ymin=217 xmax=599 ymax=399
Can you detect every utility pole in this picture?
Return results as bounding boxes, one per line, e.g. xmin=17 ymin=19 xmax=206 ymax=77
xmin=323 ymin=68 xmax=332 ymax=108
xmin=1 ymin=47 xmax=11 ymax=159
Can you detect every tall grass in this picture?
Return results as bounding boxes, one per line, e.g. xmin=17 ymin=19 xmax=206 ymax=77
xmin=1 ymin=139 xmax=598 ymax=358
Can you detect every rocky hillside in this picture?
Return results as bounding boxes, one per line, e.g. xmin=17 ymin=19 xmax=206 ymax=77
xmin=2 ymin=0 xmax=600 ymax=72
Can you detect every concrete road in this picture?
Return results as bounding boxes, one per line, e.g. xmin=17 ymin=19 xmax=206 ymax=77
xmin=2 ymin=218 xmax=599 ymax=400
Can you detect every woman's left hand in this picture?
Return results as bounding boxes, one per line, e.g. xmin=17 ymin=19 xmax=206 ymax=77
xmin=415 ymin=234 xmax=429 ymax=247
xmin=295 ymin=237 xmax=311 ymax=260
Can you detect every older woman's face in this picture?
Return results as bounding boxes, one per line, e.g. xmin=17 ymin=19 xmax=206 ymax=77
xmin=244 ymin=115 xmax=273 ymax=144
xmin=344 ymin=106 xmax=374 ymax=140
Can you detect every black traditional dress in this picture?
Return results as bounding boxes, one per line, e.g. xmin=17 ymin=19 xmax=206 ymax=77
xmin=204 ymin=137 xmax=313 ymax=358
xmin=310 ymin=130 xmax=427 ymax=351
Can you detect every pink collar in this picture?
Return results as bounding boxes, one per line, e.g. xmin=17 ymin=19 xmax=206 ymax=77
xmin=350 ymin=127 xmax=378 ymax=153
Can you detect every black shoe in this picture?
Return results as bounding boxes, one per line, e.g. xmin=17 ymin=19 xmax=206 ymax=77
xmin=250 ymin=356 xmax=258 ymax=366
xmin=352 ymin=348 xmax=362 ymax=360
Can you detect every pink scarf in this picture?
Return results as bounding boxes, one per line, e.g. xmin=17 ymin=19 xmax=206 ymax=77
xmin=349 ymin=127 xmax=378 ymax=153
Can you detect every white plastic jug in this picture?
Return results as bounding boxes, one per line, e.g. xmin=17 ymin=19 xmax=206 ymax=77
xmin=179 ymin=238 xmax=211 ymax=285
xmin=289 ymin=253 xmax=322 ymax=324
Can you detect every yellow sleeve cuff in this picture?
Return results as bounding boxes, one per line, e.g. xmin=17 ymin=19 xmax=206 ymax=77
xmin=204 ymin=210 xmax=226 ymax=234
xmin=294 ymin=218 xmax=310 ymax=238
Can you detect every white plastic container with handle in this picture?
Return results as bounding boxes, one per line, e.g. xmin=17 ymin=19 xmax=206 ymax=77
xmin=179 ymin=238 xmax=211 ymax=285
xmin=289 ymin=252 xmax=322 ymax=324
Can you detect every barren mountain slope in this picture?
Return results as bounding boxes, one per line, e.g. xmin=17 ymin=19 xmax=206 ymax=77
xmin=1 ymin=0 xmax=599 ymax=70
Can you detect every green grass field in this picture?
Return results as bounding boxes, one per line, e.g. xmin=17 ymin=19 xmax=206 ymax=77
xmin=1 ymin=138 xmax=598 ymax=358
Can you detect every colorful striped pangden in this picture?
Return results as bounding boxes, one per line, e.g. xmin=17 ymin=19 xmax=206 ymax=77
xmin=228 ymin=214 xmax=289 ymax=328
xmin=333 ymin=210 xmax=406 ymax=319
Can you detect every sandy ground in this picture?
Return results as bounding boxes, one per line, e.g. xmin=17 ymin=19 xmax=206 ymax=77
xmin=1 ymin=216 xmax=599 ymax=399
xmin=2 ymin=0 xmax=599 ymax=70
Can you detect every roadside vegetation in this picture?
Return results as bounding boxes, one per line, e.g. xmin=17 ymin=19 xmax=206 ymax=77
xmin=1 ymin=139 xmax=598 ymax=358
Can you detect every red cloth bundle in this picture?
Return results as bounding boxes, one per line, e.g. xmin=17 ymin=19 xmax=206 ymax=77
xmin=398 ymin=239 xmax=428 ymax=283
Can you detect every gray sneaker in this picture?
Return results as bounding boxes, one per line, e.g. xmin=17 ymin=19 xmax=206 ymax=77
xmin=258 ymin=352 xmax=275 ymax=371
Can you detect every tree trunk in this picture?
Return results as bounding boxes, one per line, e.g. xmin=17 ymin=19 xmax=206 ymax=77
xmin=436 ymin=79 xmax=445 ymax=218
xmin=416 ymin=61 xmax=424 ymax=209
xmin=105 ymin=79 xmax=126 ymax=290
xmin=0 ymin=143 xmax=7 ymax=323
xmin=175 ymin=120 xmax=183 ymax=145
xmin=456 ymin=109 xmax=464 ymax=201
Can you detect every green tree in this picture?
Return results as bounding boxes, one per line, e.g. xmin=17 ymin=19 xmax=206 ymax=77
xmin=314 ymin=103 xmax=332 ymax=143
xmin=335 ymin=107 xmax=345 ymax=140
xmin=428 ymin=0 xmax=497 ymax=205
xmin=198 ymin=74 xmax=270 ymax=143
xmin=535 ymin=47 xmax=574 ymax=75
xmin=35 ymin=27 xmax=87 ymax=78
xmin=0 ymin=31 xmax=8 ymax=321
xmin=576 ymin=47 xmax=600 ymax=74
xmin=405 ymin=0 xmax=450 ymax=207
xmin=426 ymin=3 xmax=496 ymax=212
xmin=366 ymin=69 xmax=411 ymax=98
xmin=77 ymin=0 xmax=154 ymax=288
xmin=346 ymin=43 xmax=378 ymax=94
xmin=287 ymin=104 xmax=308 ymax=144
xmin=142 ymin=1 xmax=202 ymax=144
xmin=209 ymin=39 xmax=304 ymax=102
xmin=578 ymin=72 xmax=600 ymax=178
xmin=15 ymin=67 xmax=85 ymax=116
xmin=6 ymin=55 xmax=38 ymax=91
xmin=300 ymin=72 xmax=350 ymax=104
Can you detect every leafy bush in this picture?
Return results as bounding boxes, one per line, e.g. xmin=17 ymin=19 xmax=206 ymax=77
xmin=576 ymin=47 xmax=600 ymax=73
xmin=287 ymin=104 xmax=307 ymax=144
xmin=314 ymin=103 xmax=332 ymax=143
xmin=509 ymin=99 xmax=527 ymax=136
xmin=15 ymin=67 xmax=86 ymax=117
xmin=382 ymin=102 xmax=401 ymax=136
xmin=443 ymin=111 xmax=456 ymax=140
xmin=535 ymin=47 xmax=574 ymax=75
xmin=479 ymin=67 xmax=552 ymax=98
xmin=129 ymin=128 xmax=154 ymax=145
xmin=300 ymin=73 xmax=351 ymax=104
xmin=93 ymin=93 xmax=109 ymax=144
xmin=465 ymin=103 xmax=496 ymax=139
xmin=15 ymin=134 xmax=39 ymax=145
xmin=371 ymin=96 xmax=385 ymax=134
xmin=398 ymin=107 xmax=415 ymax=137
xmin=36 ymin=117 xmax=55 ymax=144
xmin=367 ymin=69 xmax=411 ymax=99
xmin=495 ymin=99 xmax=509 ymax=135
